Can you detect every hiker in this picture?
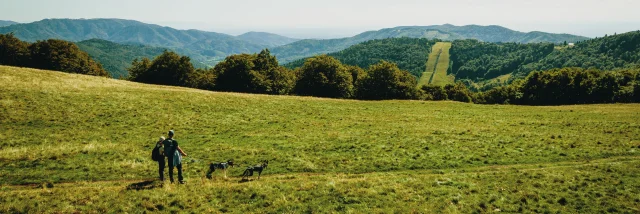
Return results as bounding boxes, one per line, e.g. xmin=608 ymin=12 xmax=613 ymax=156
xmin=163 ymin=130 xmax=187 ymax=184
xmin=155 ymin=136 xmax=166 ymax=181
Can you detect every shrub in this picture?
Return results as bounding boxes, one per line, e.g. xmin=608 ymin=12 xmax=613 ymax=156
xmin=421 ymin=85 xmax=448 ymax=101
xmin=357 ymin=61 xmax=420 ymax=100
xmin=294 ymin=55 xmax=354 ymax=98
xmin=214 ymin=49 xmax=296 ymax=95
xmin=128 ymin=50 xmax=195 ymax=87
xmin=444 ymin=82 xmax=473 ymax=103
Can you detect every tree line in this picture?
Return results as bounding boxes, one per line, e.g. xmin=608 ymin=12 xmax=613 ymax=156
xmin=475 ymin=67 xmax=640 ymax=105
xmin=128 ymin=50 xmax=640 ymax=105
xmin=0 ymin=33 xmax=109 ymax=77
xmin=128 ymin=49 xmax=422 ymax=100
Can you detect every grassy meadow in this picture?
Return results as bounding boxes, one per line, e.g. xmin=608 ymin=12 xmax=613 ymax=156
xmin=1 ymin=65 xmax=640 ymax=213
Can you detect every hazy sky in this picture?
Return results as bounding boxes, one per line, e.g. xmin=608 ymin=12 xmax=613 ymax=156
xmin=1 ymin=0 xmax=639 ymax=38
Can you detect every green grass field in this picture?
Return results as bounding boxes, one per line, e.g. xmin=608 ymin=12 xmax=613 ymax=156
xmin=419 ymin=42 xmax=455 ymax=87
xmin=1 ymin=65 xmax=640 ymax=213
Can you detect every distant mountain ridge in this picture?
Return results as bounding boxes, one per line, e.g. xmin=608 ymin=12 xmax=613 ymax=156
xmin=0 ymin=18 xmax=299 ymax=65
xmin=0 ymin=20 xmax=18 ymax=27
xmin=1 ymin=19 xmax=593 ymax=68
xmin=271 ymin=24 xmax=591 ymax=63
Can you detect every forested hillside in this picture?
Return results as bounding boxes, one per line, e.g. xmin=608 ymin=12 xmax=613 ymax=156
xmin=518 ymin=32 xmax=640 ymax=74
xmin=450 ymin=31 xmax=640 ymax=90
xmin=449 ymin=40 xmax=555 ymax=80
xmin=285 ymin=38 xmax=437 ymax=77
xmin=283 ymin=31 xmax=640 ymax=91
xmin=77 ymin=39 xmax=210 ymax=78
xmin=272 ymin=24 xmax=589 ymax=63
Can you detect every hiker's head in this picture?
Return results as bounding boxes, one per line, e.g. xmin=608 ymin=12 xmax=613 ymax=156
xmin=168 ymin=130 xmax=175 ymax=138
xmin=159 ymin=136 xmax=165 ymax=142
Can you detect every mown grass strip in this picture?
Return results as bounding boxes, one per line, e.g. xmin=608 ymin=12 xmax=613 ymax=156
xmin=430 ymin=42 xmax=455 ymax=86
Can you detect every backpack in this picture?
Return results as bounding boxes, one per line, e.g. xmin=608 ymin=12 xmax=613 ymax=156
xmin=152 ymin=144 xmax=163 ymax=161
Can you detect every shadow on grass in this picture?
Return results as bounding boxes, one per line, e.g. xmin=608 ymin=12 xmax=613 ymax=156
xmin=126 ymin=180 xmax=163 ymax=191
xmin=238 ymin=179 xmax=252 ymax=183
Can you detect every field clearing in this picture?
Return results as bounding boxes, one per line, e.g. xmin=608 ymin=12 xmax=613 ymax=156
xmin=1 ymin=66 xmax=640 ymax=213
xmin=419 ymin=42 xmax=454 ymax=87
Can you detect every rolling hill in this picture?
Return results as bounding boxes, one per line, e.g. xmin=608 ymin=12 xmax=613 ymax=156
xmin=0 ymin=19 xmax=297 ymax=66
xmin=272 ymin=24 xmax=590 ymax=63
xmin=1 ymin=65 xmax=639 ymax=213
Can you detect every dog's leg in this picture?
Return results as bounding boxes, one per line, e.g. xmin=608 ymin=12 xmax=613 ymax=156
xmin=206 ymin=165 xmax=215 ymax=179
xmin=241 ymin=169 xmax=248 ymax=180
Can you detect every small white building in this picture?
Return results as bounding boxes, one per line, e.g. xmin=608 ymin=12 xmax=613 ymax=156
xmin=568 ymin=43 xmax=575 ymax=47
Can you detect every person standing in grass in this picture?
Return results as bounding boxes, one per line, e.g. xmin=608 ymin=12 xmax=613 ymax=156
xmin=163 ymin=130 xmax=188 ymax=184
xmin=155 ymin=136 xmax=166 ymax=181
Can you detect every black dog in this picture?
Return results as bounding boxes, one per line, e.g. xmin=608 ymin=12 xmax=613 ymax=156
xmin=241 ymin=161 xmax=268 ymax=180
xmin=206 ymin=160 xmax=234 ymax=179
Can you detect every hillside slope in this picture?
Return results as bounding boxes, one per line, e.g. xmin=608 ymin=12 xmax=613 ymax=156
xmin=272 ymin=24 xmax=590 ymax=63
xmin=285 ymin=38 xmax=437 ymax=76
xmin=1 ymin=66 xmax=639 ymax=213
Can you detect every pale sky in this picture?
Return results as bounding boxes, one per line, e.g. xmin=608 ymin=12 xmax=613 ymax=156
xmin=1 ymin=0 xmax=639 ymax=38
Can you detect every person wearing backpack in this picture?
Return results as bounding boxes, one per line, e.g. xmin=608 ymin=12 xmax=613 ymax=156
xmin=163 ymin=130 xmax=187 ymax=184
xmin=152 ymin=136 xmax=166 ymax=181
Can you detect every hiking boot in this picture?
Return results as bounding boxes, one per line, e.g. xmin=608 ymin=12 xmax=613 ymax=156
xmin=179 ymin=180 xmax=185 ymax=184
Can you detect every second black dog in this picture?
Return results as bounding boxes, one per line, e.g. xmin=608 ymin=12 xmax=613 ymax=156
xmin=241 ymin=161 xmax=268 ymax=180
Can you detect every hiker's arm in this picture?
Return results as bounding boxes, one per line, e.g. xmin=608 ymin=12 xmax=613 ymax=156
xmin=177 ymin=146 xmax=187 ymax=156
